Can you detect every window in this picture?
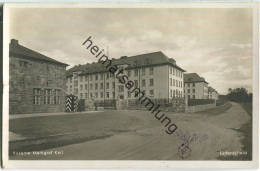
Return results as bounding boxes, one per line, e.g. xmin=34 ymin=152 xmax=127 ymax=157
xmin=85 ymin=84 xmax=88 ymax=90
xmin=95 ymin=92 xmax=98 ymax=98
xmin=170 ymin=78 xmax=172 ymax=86
xmin=142 ymin=68 xmax=146 ymax=75
xmin=188 ymin=89 xmax=190 ymax=93
xmin=85 ymin=75 xmax=88 ymax=81
xmin=90 ymin=84 xmax=93 ymax=90
xmin=188 ymin=83 xmax=190 ymax=87
xmin=113 ymin=92 xmax=115 ymax=98
xmin=188 ymin=95 xmax=190 ymax=99
xmin=170 ymin=89 xmax=173 ymax=98
xmin=95 ymin=74 xmax=98 ymax=80
xmin=85 ymin=93 xmax=88 ymax=99
xmin=95 ymin=83 xmax=98 ymax=90
xmin=74 ymin=80 xmax=78 ymax=87
xmin=193 ymin=95 xmax=195 ymax=99
xmin=128 ymin=91 xmax=131 ymax=98
xmin=193 ymin=89 xmax=195 ymax=93
xmin=106 ymin=82 xmax=109 ymax=89
xmin=134 ymin=69 xmax=138 ymax=76
xmin=127 ymin=70 xmax=131 ymax=77
xmin=100 ymin=74 xmax=103 ymax=80
xmin=119 ymin=95 xmax=124 ymax=99
xmin=110 ymin=73 xmax=114 ymax=77
xmin=100 ymin=92 xmax=103 ymax=98
xmin=173 ymin=79 xmax=175 ymax=86
xmin=106 ymin=73 xmax=109 ymax=79
xmin=193 ymin=83 xmax=195 ymax=87
xmin=134 ymin=80 xmax=138 ymax=87
xmin=90 ymin=93 xmax=93 ymax=98
xmin=150 ymin=90 xmax=154 ymax=96
xmin=80 ymin=76 xmax=83 ymax=82
xmin=149 ymin=67 xmax=154 ymax=75
xmin=90 ymin=75 xmax=93 ymax=81
xmin=142 ymin=80 xmax=146 ymax=87
xmin=33 ymin=88 xmax=41 ymax=105
xmin=80 ymin=93 xmax=83 ymax=99
xmin=70 ymin=77 xmax=72 ymax=83
xmin=74 ymin=88 xmax=78 ymax=94
xmin=106 ymin=92 xmax=109 ymax=98
xmin=149 ymin=79 xmax=154 ymax=86
xmin=100 ymin=83 xmax=103 ymax=89
xmin=112 ymin=82 xmax=115 ymax=88
xmin=173 ymin=90 xmax=175 ymax=97
xmin=19 ymin=60 xmax=29 ymax=68
xmin=44 ymin=89 xmax=52 ymax=104
xmin=80 ymin=84 xmax=83 ymax=90
xmin=119 ymin=85 xmax=124 ymax=92
xmin=176 ymin=80 xmax=178 ymax=87
xmin=170 ymin=67 xmax=172 ymax=74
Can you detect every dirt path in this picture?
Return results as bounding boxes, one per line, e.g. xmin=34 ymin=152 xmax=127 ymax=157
xmin=11 ymin=102 xmax=250 ymax=160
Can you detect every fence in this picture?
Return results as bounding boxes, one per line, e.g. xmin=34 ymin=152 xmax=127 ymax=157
xmin=188 ymin=99 xmax=215 ymax=106
xmin=186 ymin=99 xmax=216 ymax=113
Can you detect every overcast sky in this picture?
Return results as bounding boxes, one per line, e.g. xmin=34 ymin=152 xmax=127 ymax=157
xmin=9 ymin=8 xmax=253 ymax=94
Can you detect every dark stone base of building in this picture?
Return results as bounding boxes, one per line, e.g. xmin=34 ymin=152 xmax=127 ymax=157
xmin=9 ymin=103 xmax=65 ymax=114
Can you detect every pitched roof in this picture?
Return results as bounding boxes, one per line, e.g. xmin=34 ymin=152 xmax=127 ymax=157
xmin=208 ymin=86 xmax=218 ymax=93
xmin=184 ymin=73 xmax=208 ymax=84
xmin=66 ymin=51 xmax=185 ymax=77
xmin=9 ymin=39 xmax=68 ymax=66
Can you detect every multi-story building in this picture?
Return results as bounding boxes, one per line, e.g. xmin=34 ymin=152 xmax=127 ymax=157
xmin=66 ymin=51 xmax=185 ymax=101
xmin=208 ymin=86 xmax=219 ymax=100
xmin=184 ymin=73 xmax=209 ymax=99
xmin=9 ymin=39 xmax=68 ymax=114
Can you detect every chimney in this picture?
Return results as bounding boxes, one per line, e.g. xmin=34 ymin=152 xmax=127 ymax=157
xmin=10 ymin=39 xmax=19 ymax=46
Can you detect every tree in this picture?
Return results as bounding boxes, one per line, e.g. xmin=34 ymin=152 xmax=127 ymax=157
xmin=227 ymin=87 xmax=252 ymax=102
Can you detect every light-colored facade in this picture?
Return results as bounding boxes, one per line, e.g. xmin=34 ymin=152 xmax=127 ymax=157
xmin=66 ymin=51 xmax=185 ymax=101
xmin=208 ymin=87 xmax=219 ymax=100
xmin=184 ymin=73 xmax=209 ymax=99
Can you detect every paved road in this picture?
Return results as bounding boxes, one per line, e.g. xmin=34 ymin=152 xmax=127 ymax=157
xmin=10 ymin=102 xmax=250 ymax=160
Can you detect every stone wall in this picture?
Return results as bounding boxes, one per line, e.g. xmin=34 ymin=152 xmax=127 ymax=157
xmin=9 ymin=56 xmax=67 ymax=114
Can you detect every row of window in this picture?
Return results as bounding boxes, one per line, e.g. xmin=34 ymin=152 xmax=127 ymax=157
xmin=169 ymin=67 xmax=182 ymax=78
xmin=68 ymin=79 xmax=154 ymax=92
xmin=184 ymin=89 xmax=196 ymax=93
xmin=170 ymin=89 xmax=183 ymax=98
xmin=188 ymin=95 xmax=196 ymax=99
xmin=69 ymin=67 xmax=154 ymax=83
xmin=185 ymin=83 xmax=196 ymax=87
xmin=79 ymin=89 xmax=155 ymax=99
xmin=33 ymin=88 xmax=61 ymax=105
xmin=170 ymin=78 xmax=182 ymax=88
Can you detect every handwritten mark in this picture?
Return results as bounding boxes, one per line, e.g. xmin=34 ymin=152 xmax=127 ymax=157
xmin=175 ymin=130 xmax=208 ymax=159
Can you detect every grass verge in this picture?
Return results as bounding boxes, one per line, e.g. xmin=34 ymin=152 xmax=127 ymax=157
xmin=218 ymin=102 xmax=252 ymax=160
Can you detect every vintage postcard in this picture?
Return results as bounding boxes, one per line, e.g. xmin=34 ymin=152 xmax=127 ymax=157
xmin=2 ymin=2 xmax=259 ymax=169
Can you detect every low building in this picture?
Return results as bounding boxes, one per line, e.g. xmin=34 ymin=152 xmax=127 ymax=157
xmin=208 ymin=86 xmax=219 ymax=100
xmin=9 ymin=39 xmax=68 ymax=114
xmin=66 ymin=51 xmax=186 ymax=101
xmin=184 ymin=73 xmax=209 ymax=99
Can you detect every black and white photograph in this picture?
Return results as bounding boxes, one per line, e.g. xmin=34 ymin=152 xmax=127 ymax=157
xmin=2 ymin=2 xmax=259 ymax=169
